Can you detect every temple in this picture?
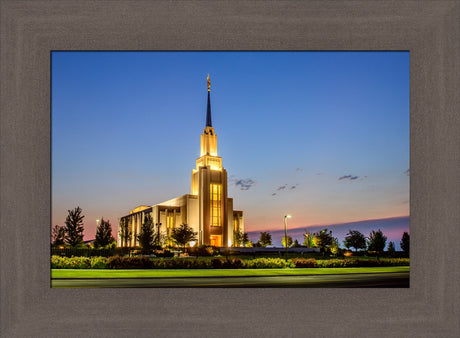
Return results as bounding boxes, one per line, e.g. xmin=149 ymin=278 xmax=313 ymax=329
xmin=117 ymin=75 xmax=244 ymax=248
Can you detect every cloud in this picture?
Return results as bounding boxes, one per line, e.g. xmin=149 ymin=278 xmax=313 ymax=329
xmin=404 ymin=169 xmax=410 ymax=176
xmin=296 ymin=168 xmax=303 ymax=172
xmin=339 ymin=175 xmax=359 ymax=181
xmin=234 ymin=179 xmax=255 ymax=190
xmin=275 ymin=183 xmax=298 ymax=193
xmin=271 ymin=193 xmax=277 ymax=196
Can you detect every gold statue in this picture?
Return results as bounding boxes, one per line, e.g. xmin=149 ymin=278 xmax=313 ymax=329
xmin=207 ymin=74 xmax=211 ymax=91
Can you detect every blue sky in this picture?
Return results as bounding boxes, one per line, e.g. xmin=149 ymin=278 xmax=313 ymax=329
xmin=52 ymin=51 xmax=409 ymax=241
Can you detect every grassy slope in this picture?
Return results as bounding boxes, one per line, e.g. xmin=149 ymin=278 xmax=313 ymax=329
xmin=52 ymin=266 xmax=409 ymax=278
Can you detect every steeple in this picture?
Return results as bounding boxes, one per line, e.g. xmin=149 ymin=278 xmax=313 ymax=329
xmin=206 ymin=74 xmax=212 ymax=127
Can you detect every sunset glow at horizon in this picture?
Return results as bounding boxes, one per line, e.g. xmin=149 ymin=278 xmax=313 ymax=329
xmin=52 ymin=51 xmax=409 ymax=241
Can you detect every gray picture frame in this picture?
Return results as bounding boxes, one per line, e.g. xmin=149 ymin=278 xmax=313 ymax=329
xmin=1 ymin=1 xmax=459 ymax=336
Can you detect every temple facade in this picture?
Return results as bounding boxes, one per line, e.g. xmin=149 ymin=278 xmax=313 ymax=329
xmin=118 ymin=76 xmax=244 ymax=248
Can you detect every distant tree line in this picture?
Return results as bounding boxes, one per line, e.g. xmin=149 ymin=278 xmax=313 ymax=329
xmin=52 ymin=207 xmax=410 ymax=258
xmin=51 ymin=206 xmax=116 ymax=249
xmin=232 ymin=228 xmax=410 ymax=257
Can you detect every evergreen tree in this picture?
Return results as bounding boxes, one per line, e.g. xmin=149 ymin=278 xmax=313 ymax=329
xmin=400 ymin=232 xmax=410 ymax=257
xmin=153 ymin=223 xmax=163 ymax=249
xmin=93 ymin=217 xmax=115 ymax=248
xmin=242 ymin=233 xmax=250 ymax=247
xmin=137 ymin=214 xmax=155 ymax=253
xmin=51 ymin=225 xmax=66 ymax=247
xmin=387 ymin=241 xmax=396 ymax=253
xmin=292 ymin=239 xmax=301 ymax=248
xmin=118 ymin=218 xmax=132 ymax=247
xmin=64 ymin=206 xmax=85 ymax=247
xmin=367 ymin=229 xmax=387 ymax=252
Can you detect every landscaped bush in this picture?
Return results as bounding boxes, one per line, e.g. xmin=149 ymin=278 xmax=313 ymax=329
xmin=243 ymin=258 xmax=295 ymax=269
xmin=151 ymin=258 xmax=212 ymax=269
xmin=187 ymin=245 xmax=218 ymax=257
xmin=316 ymin=258 xmax=410 ymax=268
xmin=107 ymin=256 xmax=152 ymax=269
xmin=291 ymin=258 xmax=317 ymax=268
xmin=51 ymin=255 xmax=91 ymax=269
xmin=90 ymin=256 xmax=108 ymax=269
xmin=51 ymin=255 xmax=409 ymax=269
xmin=154 ymin=250 xmax=174 ymax=258
xmin=211 ymin=258 xmax=243 ymax=268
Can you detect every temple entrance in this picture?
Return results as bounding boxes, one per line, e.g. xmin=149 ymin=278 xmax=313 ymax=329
xmin=210 ymin=235 xmax=222 ymax=247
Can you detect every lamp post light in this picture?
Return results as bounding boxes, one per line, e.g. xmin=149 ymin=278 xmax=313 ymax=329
xmin=96 ymin=219 xmax=100 ymax=228
xmin=284 ymin=214 xmax=292 ymax=260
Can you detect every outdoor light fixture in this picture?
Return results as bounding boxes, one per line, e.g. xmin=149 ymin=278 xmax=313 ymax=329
xmin=284 ymin=214 xmax=292 ymax=260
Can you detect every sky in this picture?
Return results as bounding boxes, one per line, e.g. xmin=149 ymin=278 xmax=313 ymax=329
xmin=52 ymin=51 xmax=409 ymax=245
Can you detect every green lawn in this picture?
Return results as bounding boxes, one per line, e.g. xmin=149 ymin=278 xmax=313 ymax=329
xmin=52 ymin=266 xmax=409 ymax=278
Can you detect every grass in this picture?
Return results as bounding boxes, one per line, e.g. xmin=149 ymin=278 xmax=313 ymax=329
xmin=52 ymin=266 xmax=409 ymax=279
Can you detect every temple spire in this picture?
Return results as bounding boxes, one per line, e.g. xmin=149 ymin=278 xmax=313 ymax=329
xmin=206 ymin=74 xmax=212 ymax=127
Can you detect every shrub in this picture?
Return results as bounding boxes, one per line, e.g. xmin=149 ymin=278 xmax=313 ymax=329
xmin=90 ymin=256 xmax=108 ymax=269
xmin=107 ymin=256 xmax=152 ymax=269
xmin=291 ymin=258 xmax=317 ymax=268
xmin=188 ymin=245 xmax=218 ymax=257
xmin=211 ymin=258 xmax=223 ymax=268
xmin=316 ymin=258 xmax=410 ymax=268
xmin=150 ymin=258 xmax=212 ymax=269
xmin=50 ymin=255 xmax=91 ymax=269
xmin=243 ymin=258 xmax=294 ymax=269
xmin=211 ymin=258 xmax=243 ymax=268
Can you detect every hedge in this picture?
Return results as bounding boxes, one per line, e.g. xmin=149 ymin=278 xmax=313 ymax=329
xmin=51 ymin=256 xmax=409 ymax=269
xmin=243 ymin=258 xmax=295 ymax=269
xmin=291 ymin=258 xmax=318 ymax=268
xmin=316 ymin=258 xmax=410 ymax=268
xmin=51 ymin=256 xmax=109 ymax=269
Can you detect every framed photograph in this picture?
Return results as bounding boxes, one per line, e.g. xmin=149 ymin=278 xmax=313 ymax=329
xmin=50 ymin=50 xmax=410 ymax=288
xmin=1 ymin=1 xmax=459 ymax=336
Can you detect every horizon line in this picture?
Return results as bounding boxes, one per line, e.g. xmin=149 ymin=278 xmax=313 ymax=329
xmin=247 ymin=214 xmax=410 ymax=234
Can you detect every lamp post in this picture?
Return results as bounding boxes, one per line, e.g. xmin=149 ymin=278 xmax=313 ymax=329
xmin=284 ymin=215 xmax=292 ymax=260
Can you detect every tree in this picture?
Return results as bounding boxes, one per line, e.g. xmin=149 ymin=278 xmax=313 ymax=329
xmin=64 ymin=206 xmax=85 ymax=247
xmin=330 ymin=237 xmax=340 ymax=255
xmin=257 ymin=232 xmax=272 ymax=247
xmin=170 ymin=223 xmax=197 ymax=250
xmin=387 ymin=241 xmax=396 ymax=253
xmin=303 ymin=231 xmax=316 ymax=248
xmin=137 ymin=214 xmax=155 ymax=253
xmin=93 ymin=217 xmax=115 ymax=248
xmin=367 ymin=229 xmax=387 ymax=252
xmin=343 ymin=230 xmax=366 ymax=252
xmin=400 ymin=232 xmax=410 ymax=257
xmin=313 ymin=229 xmax=334 ymax=251
xmin=292 ymin=239 xmax=301 ymax=248
xmin=153 ymin=223 xmax=164 ymax=249
xmin=281 ymin=236 xmax=293 ymax=248
xmin=242 ymin=233 xmax=251 ymax=247
xmin=51 ymin=225 xmax=65 ymax=247
xmin=118 ymin=218 xmax=132 ymax=247
xmin=233 ymin=229 xmax=244 ymax=247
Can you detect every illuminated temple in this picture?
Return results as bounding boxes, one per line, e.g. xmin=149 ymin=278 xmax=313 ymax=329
xmin=117 ymin=76 xmax=244 ymax=248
